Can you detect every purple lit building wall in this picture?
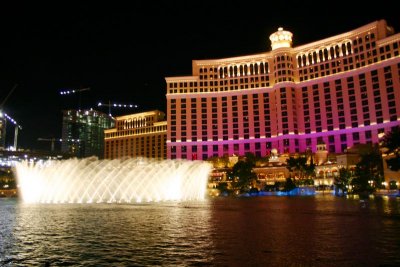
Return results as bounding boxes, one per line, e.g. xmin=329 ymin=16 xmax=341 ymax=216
xmin=165 ymin=20 xmax=400 ymax=160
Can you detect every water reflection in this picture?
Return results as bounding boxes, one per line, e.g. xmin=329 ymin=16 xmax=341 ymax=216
xmin=208 ymin=195 xmax=400 ymax=266
xmin=1 ymin=195 xmax=400 ymax=266
xmin=2 ymin=200 xmax=214 ymax=266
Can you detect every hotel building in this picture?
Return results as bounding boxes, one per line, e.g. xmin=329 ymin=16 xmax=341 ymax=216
xmin=104 ymin=110 xmax=167 ymax=159
xmin=165 ymin=19 xmax=400 ymax=160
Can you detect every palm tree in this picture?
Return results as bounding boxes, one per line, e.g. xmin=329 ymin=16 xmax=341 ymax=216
xmin=231 ymin=153 xmax=258 ymax=193
xmin=334 ymin=168 xmax=351 ymax=196
xmin=286 ymin=156 xmax=315 ymax=184
xmin=351 ymin=147 xmax=383 ymax=194
xmin=381 ymin=126 xmax=400 ymax=171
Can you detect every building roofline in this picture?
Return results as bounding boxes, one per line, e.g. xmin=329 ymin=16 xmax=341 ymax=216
xmin=189 ymin=20 xmax=390 ymax=66
xmin=293 ymin=20 xmax=387 ymax=52
xmin=114 ymin=110 xmax=165 ymax=120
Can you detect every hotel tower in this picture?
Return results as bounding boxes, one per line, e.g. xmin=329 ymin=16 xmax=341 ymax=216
xmin=165 ymin=20 xmax=400 ymax=160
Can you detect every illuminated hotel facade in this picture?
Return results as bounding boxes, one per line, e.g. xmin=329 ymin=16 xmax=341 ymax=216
xmin=165 ymin=20 xmax=400 ymax=160
xmin=104 ymin=110 xmax=167 ymax=159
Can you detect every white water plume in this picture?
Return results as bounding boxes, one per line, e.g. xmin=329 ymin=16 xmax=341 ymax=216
xmin=15 ymin=157 xmax=212 ymax=204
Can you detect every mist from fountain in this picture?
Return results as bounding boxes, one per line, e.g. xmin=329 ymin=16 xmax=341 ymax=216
xmin=14 ymin=157 xmax=212 ymax=204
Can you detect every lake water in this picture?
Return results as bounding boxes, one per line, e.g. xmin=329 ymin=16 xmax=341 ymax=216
xmin=1 ymin=194 xmax=400 ymax=266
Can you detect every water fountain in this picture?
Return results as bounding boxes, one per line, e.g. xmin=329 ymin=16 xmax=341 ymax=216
xmin=14 ymin=157 xmax=212 ymax=204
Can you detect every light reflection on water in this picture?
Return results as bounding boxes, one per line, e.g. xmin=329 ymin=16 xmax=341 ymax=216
xmin=1 ymin=195 xmax=400 ymax=266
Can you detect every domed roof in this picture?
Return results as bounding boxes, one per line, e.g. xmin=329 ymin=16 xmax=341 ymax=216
xmin=269 ymin=27 xmax=293 ymax=50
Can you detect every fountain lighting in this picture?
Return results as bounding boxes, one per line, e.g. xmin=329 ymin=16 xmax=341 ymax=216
xmin=14 ymin=157 xmax=212 ymax=204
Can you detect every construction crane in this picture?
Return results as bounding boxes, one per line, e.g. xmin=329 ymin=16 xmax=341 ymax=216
xmin=60 ymin=87 xmax=90 ymax=110
xmin=37 ymin=138 xmax=62 ymax=152
xmin=0 ymin=84 xmax=20 ymax=150
xmin=98 ymin=101 xmax=138 ymax=116
xmin=38 ymin=138 xmax=80 ymax=152
xmin=0 ymin=84 xmax=18 ymax=109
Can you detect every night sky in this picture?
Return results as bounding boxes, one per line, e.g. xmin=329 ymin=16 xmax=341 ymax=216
xmin=1 ymin=1 xmax=399 ymax=151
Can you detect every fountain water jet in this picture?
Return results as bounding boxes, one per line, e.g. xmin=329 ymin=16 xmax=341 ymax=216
xmin=14 ymin=157 xmax=212 ymax=204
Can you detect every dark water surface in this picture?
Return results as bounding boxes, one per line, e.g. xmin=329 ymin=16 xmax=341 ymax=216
xmin=1 ymin=195 xmax=400 ymax=266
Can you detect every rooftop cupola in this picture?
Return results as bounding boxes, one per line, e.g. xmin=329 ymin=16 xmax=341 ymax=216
xmin=269 ymin=27 xmax=293 ymax=50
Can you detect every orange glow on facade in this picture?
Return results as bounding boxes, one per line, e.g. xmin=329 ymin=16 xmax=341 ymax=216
xmin=104 ymin=110 xmax=167 ymax=159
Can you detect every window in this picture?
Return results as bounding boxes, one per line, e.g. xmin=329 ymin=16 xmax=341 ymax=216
xmin=352 ymin=132 xmax=360 ymax=141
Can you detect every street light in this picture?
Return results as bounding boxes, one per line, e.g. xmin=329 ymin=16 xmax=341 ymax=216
xmin=382 ymin=181 xmax=388 ymax=193
xmin=368 ymin=180 xmax=374 ymax=189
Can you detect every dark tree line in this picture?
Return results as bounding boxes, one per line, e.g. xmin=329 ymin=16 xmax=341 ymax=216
xmin=335 ymin=126 xmax=400 ymax=195
xmin=382 ymin=126 xmax=400 ymax=171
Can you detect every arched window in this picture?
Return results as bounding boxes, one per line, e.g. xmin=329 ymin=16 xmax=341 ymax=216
xmin=319 ymin=50 xmax=324 ymax=62
xmin=308 ymin=53 xmax=313 ymax=64
xmin=347 ymin=42 xmax=352 ymax=54
xmin=219 ymin=68 xmax=223 ymax=78
xmin=330 ymin=47 xmax=335 ymax=59
xmin=324 ymin=49 xmax=329 ymax=61
xmin=335 ymin=45 xmax=340 ymax=57
xmin=250 ymin=64 xmax=254 ymax=75
xmin=254 ymin=63 xmax=259 ymax=74
xmin=229 ymin=66 xmax=233 ymax=77
xmin=260 ymin=63 xmax=265 ymax=74
xmin=302 ymin=55 xmax=307 ymax=66
xmin=341 ymin=43 xmax=347 ymax=56
xmin=244 ymin=65 xmax=248 ymax=75
xmin=297 ymin=56 xmax=302 ymax=67
xmin=313 ymin=51 xmax=318 ymax=63
xmin=234 ymin=66 xmax=238 ymax=77
xmin=240 ymin=65 xmax=244 ymax=76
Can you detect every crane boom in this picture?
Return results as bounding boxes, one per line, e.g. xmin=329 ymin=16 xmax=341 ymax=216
xmin=0 ymin=84 xmax=18 ymax=109
xmin=60 ymin=87 xmax=91 ymax=111
xmin=98 ymin=101 xmax=138 ymax=116
xmin=38 ymin=138 xmax=80 ymax=152
xmin=59 ymin=87 xmax=90 ymax=95
xmin=38 ymin=138 xmax=60 ymax=152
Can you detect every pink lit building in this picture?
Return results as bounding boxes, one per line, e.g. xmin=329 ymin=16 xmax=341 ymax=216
xmin=165 ymin=20 xmax=400 ymax=160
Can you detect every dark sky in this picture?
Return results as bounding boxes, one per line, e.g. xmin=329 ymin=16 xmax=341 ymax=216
xmin=1 ymin=1 xmax=399 ymax=151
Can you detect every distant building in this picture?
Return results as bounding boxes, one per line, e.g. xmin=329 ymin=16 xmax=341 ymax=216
xmin=314 ymin=142 xmax=329 ymax=165
xmin=0 ymin=112 xmax=5 ymax=149
xmin=104 ymin=110 xmax=167 ymax=159
xmin=253 ymin=152 xmax=290 ymax=186
xmin=165 ymin=19 xmax=400 ymax=160
xmin=314 ymin=143 xmax=375 ymax=187
xmin=61 ymin=109 xmax=114 ymax=158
